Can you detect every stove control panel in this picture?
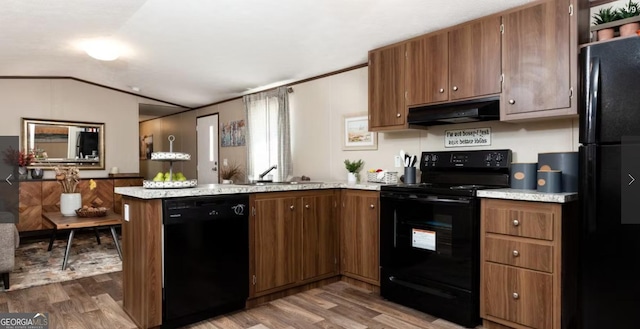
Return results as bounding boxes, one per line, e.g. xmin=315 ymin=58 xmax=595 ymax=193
xmin=421 ymin=149 xmax=512 ymax=169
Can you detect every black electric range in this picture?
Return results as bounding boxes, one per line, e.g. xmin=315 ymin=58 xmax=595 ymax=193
xmin=380 ymin=149 xmax=512 ymax=328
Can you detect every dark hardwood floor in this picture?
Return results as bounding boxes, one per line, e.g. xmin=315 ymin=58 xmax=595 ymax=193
xmin=0 ymin=272 xmax=471 ymax=329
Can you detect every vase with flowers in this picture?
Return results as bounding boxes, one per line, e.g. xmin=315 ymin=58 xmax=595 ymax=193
xmin=2 ymin=146 xmax=34 ymax=179
xmin=55 ymin=166 xmax=82 ymax=216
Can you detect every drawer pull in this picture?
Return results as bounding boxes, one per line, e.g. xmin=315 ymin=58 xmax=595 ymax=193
xmin=290 ymin=205 xmax=295 ymax=210
xmin=512 ymin=250 xmax=519 ymax=257
xmin=512 ymin=292 xmax=519 ymax=300
xmin=305 ymin=204 xmax=310 ymax=209
xmin=512 ymin=219 xmax=520 ymax=226
xmin=439 ymin=88 xmax=445 ymax=93
xmin=370 ymin=204 xmax=375 ymax=209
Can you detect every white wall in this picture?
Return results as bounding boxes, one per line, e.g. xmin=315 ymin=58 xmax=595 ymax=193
xmin=289 ymin=67 xmax=579 ymax=181
xmin=0 ymin=78 xmax=172 ymax=179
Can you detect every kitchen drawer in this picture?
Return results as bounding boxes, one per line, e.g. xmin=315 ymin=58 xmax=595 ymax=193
xmin=483 ymin=263 xmax=552 ymax=329
xmin=483 ymin=200 xmax=554 ymax=240
xmin=484 ymin=236 xmax=553 ymax=273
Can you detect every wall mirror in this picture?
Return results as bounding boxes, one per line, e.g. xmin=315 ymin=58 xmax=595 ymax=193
xmin=21 ymin=118 xmax=105 ymax=170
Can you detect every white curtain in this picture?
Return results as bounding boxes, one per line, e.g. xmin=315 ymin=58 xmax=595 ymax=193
xmin=244 ymin=87 xmax=292 ymax=182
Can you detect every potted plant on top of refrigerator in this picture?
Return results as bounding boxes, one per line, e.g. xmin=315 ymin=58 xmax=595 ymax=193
xmin=593 ymin=7 xmax=620 ymax=41
xmin=617 ymin=0 xmax=640 ymax=36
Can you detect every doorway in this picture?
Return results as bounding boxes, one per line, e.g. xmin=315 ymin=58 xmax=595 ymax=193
xmin=197 ymin=114 xmax=219 ymax=184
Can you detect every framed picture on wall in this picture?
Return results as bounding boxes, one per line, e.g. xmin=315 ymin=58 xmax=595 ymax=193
xmin=343 ymin=113 xmax=377 ymax=151
xmin=140 ymin=134 xmax=153 ymax=159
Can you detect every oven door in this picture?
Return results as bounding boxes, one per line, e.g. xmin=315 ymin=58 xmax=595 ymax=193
xmin=380 ymin=190 xmax=479 ymax=290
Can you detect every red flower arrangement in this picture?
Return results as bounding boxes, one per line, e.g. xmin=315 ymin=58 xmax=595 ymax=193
xmin=2 ymin=147 xmax=34 ymax=167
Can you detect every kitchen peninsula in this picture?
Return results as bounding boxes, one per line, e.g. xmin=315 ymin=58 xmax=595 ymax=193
xmin=114 ymin=182 xmax=381 ymax=329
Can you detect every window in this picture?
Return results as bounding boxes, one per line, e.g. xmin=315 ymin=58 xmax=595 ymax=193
xmin=244 ymin=87 xmax=292 ymax=182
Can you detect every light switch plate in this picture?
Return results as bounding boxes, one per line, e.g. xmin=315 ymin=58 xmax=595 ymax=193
xmin=223 ymin=158 xmax=228 ymax=166
xmin=394 ymin=155 xmax=402 ymax=168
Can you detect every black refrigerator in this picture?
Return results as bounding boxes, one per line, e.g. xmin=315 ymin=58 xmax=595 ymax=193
xmin=579 ymin=36 xmax=640 ymax=329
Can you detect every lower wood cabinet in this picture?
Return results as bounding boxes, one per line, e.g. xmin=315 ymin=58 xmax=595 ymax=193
xmin=250 ymin=190 xmax=338 ymax=296
xmin=340 ymin=189 xmax=380 ymax=285
xmin=480 ymin=198 xmax=578 ymax=329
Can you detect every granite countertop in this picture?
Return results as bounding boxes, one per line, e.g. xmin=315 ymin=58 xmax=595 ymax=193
xmin=477 ymin=188 xmax=578 ymax=203
xmin=115 ymin=181 xmax=383 ymax=199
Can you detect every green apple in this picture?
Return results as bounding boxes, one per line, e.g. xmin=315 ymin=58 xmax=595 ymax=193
xmin=153 ymin=172 xmax=164 ymax=182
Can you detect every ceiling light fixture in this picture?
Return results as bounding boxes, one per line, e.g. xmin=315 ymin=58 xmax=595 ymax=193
xmin=83 ymin=38 xmax=121 ymax=61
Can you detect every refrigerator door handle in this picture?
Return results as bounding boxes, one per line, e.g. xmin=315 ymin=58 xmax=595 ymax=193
xmin=583 ymin=146 xmax=598 ymax=232
xmin=585 ymin=57 xmax=601 ymax=144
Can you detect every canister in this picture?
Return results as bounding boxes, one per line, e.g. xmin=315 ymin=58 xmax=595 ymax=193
xmin=510 ymin=163 xmax=537 ymax=190
xmin=404 ymin=167 xmax=416 ymax=184
xmin=537 ymin=152 xmax=578 ymax=192
xmin=537 ymin=170 xmax=562 ymax=193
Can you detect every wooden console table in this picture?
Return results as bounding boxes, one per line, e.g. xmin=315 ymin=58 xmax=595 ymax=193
xmin=42 ymin=212 xmax=123 ymax=270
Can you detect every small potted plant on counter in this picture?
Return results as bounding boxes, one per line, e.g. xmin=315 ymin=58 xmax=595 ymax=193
xmin=220 ymin=161 xmax=243 ymax=184
xmin=344 ymin=159 xmax=364 ymax=184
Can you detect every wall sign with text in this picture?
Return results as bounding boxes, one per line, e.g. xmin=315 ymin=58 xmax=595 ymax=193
xmin=444 ymin=127 xmax=491 ymax=147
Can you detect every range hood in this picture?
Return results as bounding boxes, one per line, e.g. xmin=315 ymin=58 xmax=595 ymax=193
xmin=407 ymin=96 xmax=500 ymax=127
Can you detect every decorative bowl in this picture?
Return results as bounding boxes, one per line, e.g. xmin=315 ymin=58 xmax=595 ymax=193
xmin=75 ymin=207 xmax=108 ymax=218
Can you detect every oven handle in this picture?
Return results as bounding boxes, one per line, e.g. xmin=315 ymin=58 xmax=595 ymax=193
xmin=388 ymin=276 xmax=456 ymax=300
xmin=382 ymin=194 xmax=471 ymax=205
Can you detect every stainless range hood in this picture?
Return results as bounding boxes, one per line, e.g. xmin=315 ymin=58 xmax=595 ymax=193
xmin=407 ymin=96 xmax=500 ymax=127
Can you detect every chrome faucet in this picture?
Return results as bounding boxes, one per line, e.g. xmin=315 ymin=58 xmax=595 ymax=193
xmin=259 ymin=165 xmax=278 ymax=180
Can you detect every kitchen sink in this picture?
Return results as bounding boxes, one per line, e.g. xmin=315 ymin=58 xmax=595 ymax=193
xmin=236 ymin=181 xmax=322 ymax=186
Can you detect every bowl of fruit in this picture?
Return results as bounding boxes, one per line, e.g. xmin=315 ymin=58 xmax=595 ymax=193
xmin=76 ymin=205 xmax=108 ymax=217
xmin=143 ymin=171 xmax=198 ymax=189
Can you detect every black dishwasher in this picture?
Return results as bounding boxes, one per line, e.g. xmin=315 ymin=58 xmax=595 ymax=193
xmin=162 ymin=195 xmax=249 ymax=328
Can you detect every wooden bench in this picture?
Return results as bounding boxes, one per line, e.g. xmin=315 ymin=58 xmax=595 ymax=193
xmin=42 ymin=212 xmax=123 ymax=270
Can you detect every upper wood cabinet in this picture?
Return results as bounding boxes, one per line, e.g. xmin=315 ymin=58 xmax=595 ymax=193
xmin=368 ymin=43 xmax=406 ymax=131
xmin=501 ymin=0 xmax=588 ymax=121
xmin=406 ymin=32 xmax=449 ymax=106
xmin=405 ymin=16 xmax=502 ymax=108
xmin=449 ymin=16 xmax=502 ymax=100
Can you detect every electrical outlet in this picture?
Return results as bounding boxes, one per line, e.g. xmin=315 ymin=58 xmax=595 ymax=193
xmin=394 ymin=155 xmax=402 ymax=168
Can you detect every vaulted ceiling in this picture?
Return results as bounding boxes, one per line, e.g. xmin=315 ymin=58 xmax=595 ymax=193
xmin=3 ymin=0 xmax=538 ymax=110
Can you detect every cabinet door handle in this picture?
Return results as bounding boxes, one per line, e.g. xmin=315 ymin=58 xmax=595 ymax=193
xmin=305 ymin=204 xmax=310 ymax=209
xmin=290 ymin=205 xmax=295 ymax=210
xmin=509 ymin=99 xmax=516 ymax=105
xmin=512 ymin=250 xmax=520 ymax=257
xmin=439 ymin=88 xmax=444 ymax=93
xmin=452 ymin=86 xmax=458 ymax=91
xmin=512 ymin=292 xmax=519 ymax=299
xmin=512 ymin=219 xmax=520 ymax=226
xmin=396 ymin=113 xmax=401 ymax=118
xmin=370 ymin=204 xmax=375 ymax=209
